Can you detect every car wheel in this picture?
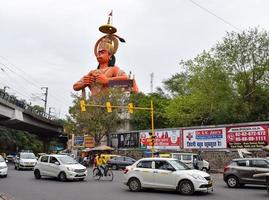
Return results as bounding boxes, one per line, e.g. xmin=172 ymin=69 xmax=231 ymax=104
xmin=178 ymin=180 xmax=194 ymax=195
xmin=34 ymin=169 xmax=41 ymax=179
xmin=226 ymin=175 xmax=239 ymax=188
xmin=112 ymin=165 xmax=118 ymax=170
xmin=58 ymin=172 xmax=67 ymax=182
xmin=128 ymin=178 xmax=141 ymax=192
xmin=201 ymin=167 xmax=208 ymax=172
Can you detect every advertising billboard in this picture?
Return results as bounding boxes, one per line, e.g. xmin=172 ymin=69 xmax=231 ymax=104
xmin=140 ymin=130 xmax=181 ymax=150
xmin=183 ymin=128 xmax=227 ymax=149
xmin=226 ymin=125 xmax=269 ymax=148
xmin=74 ymin=136 xmax=84 ymax=147
xmin=84 ymin=135 xmax=95 ymax=148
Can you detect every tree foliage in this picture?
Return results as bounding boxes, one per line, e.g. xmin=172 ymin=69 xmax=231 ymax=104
xmin=0 ymin=126 xmax=43 ymax=153
xmin=66 ymin=89 xmax=127 ymax=145
xmin=215 ymin=28 xmax=269 ymax=121
xmin=129 ymin=91 xmax=171 ymax=130
xmin=164 ymin=28 xmax=269 ymax=126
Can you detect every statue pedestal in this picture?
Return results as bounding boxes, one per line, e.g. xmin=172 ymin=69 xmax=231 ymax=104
xmin=108 ymin=79 xmax=134 ymax=132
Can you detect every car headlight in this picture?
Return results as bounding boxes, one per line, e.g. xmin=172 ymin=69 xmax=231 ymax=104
xmin=0 ymin=166 xmax=7 ymax=169
xmin=190 ymin=174 xmax=206 ymax=181
xmin=66 ymin=167 xmax=75 ymax=172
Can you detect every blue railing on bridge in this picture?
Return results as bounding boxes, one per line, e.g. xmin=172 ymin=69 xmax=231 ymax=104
xmin=0 ymin=89 xmax=57 ymax=121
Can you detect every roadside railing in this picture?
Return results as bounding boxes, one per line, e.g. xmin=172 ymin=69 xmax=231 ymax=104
xmin=0 ymin=89 xmax=57 ymax=121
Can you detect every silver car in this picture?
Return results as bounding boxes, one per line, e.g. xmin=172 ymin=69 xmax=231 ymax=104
xmin=223 ymin=158 xmax=269 ymax=188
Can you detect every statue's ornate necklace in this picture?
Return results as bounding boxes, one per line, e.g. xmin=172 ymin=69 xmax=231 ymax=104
xmin=98 ymin=67 xmax=110 ymax=74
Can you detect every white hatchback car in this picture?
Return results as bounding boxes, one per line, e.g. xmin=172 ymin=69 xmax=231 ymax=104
xmin=34 ymin=154 xmax=87 ymax=181
xmin=0 ymin=155 xmax=8 ymax=177
xmin=14 ymin=152 xmax=37 ymax=170
xmin=123 ymin=158 xmax=213 ymax=195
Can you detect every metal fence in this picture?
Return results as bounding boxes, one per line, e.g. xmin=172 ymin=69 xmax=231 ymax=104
xmin=0 ymin=89 xmax=56 ymax=121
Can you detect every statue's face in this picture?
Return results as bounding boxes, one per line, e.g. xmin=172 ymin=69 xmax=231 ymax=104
xmin=96 ymin=49 xmax=111 ymax=64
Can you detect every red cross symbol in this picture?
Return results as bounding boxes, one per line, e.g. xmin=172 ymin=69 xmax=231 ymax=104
xmin=186 ymin=132 xmax=193 ymax=141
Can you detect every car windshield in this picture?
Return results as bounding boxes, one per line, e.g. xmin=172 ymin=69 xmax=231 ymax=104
xmin=170 ymin=160 xmax=191 ymax=170
xmin=0 ymin=156 xmax=4 ymax=162
xmin=20 ymin=153 xmax=36 ymax=159
xmin=59 ymin=156 xmax=78 ymax=164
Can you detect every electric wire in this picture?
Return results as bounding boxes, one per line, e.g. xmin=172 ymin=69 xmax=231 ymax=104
xmin=188 ymin=0 xmax=242 ymax=32
xmin=0 ymin=81 xmax=32 ymax=101
xmin=0 ymin=62 xmax=41 ymax=97
xmin=0 ymin=56 xmax=71 ymax=109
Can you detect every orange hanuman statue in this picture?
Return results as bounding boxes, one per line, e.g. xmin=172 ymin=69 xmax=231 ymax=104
xmin=73 ymin=12 xmax=138 ymax=96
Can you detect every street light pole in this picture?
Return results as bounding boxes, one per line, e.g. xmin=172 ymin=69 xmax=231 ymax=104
xmin=3 ymin=86 xmax=10 ymax=92
xmin=41 ymin=87 xmax=48 ymax=113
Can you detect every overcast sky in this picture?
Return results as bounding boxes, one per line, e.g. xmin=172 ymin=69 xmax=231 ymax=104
xmin=0 ymin=0 xmax=268 ymax=118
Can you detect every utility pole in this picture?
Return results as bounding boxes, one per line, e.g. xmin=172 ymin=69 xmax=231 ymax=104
xmin=150 ymin=73 xmax=154 ymax=93
xmin=41 ymin=87 xmax=48 ymax=113
xmin=3 ymin=86 xmax=10 ymax=92
xmin=48 ymin=107 xmax=55 ymax=118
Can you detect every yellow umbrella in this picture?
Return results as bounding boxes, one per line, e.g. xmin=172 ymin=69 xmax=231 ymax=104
xmin=87 ymin=145 xmax=114 ymax=151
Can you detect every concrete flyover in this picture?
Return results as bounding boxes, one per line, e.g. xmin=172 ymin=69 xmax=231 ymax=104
xmin=0 ymin=96 xmax=64 ymax=138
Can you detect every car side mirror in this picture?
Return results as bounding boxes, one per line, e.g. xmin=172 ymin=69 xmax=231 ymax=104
xmin=54 ymin=161 xmax=60 ymax=165
xmin=167 ymin=166 xmax=175 ymax=171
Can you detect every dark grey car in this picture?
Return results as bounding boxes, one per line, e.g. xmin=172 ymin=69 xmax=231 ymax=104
xmin=107 ymin=156 xmax=136 ymax=170
xmin=223 ymin=158 xmax=269 ymax=188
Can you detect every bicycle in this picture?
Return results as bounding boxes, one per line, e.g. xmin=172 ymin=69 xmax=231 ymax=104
xmin=92 ymin=166 xmax=113 ymax=181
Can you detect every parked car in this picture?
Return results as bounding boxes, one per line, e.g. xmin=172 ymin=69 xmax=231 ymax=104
xmin=14 ymin=152 xmax=37 ymax=170
xmin=34 ymin=154 xmax=87 ymax=181
xmin=123 ymin=158 xmax=213 ymax=195
xmin=6 ymin=155 xmax=15 ymax=163
xmin=223 ymin=157 xmax=269 ymax=188
xmin=170 ymin=153 xmax=210 ymax=172
xmin=100 ymin=154 xmax=120 ymax=164
xmin=0 ymin=155 xmax=8 ymax=177
xmin=107 ymin=156 xmax=136 ymax=170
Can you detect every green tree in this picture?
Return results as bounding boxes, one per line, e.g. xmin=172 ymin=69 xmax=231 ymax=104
xmin=66 ymin=89 xmax=126 ymax=145
xmin=164 ymin=27 xmax=269 ymax=126
xmin=129 ymin=92 xmax=171 ymax=130
xmin=0 ymin=126 xmax=43 ymax=153
xmin=215 ymin=27 xmax=269 ymax=121
xmin=165 ymin=51 xmax=236 ymax=127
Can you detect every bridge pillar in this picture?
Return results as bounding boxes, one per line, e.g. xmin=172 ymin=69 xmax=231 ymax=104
xmin=39 ymin=137 xmax=51 ymax=153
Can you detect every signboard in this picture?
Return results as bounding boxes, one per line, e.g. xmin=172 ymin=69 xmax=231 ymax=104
xmin=140 ymin=130 xmax=181 ymax=150
xmin=84 ymin=135 xmax=95 ymax=148
xmin=74 ymin=136 xmax=84 ymax=147
xmin=226 ymin=125 xmax=269 ymax=148
xmin=118 ymin=132 xmax=139 ymax=148
xmin=183 ymin=128 xmax=226 ymax=149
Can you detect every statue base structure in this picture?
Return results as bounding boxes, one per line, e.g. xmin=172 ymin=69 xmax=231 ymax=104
xmin=99 ymin=80 xmax=134 ymax=146
xmin=110 ymin=79 xmax=134 ymax=131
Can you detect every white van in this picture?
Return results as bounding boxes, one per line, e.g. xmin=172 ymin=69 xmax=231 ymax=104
xmin=170 ymin=153 xmax=210 ymax=172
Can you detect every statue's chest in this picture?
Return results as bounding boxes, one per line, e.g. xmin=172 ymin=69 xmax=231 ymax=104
xmin=96 ymin=68 xmax=114 ymax=77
